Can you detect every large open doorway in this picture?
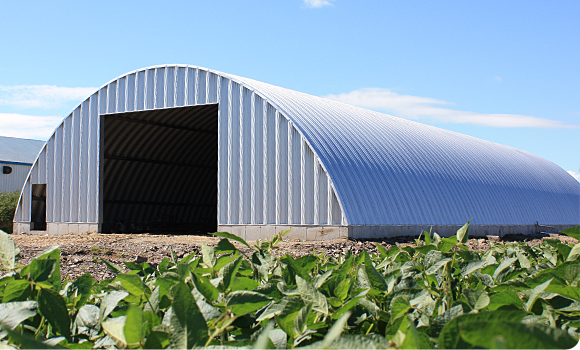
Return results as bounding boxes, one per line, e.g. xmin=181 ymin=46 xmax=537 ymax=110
xmin=101 ymin=104 xmax=218 ymax=233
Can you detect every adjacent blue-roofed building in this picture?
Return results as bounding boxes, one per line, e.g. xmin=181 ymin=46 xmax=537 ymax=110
xmin=12 ymin=65 xmax=580 ymax=238
xmin=0 ymin=136 xmax=44 ymax=193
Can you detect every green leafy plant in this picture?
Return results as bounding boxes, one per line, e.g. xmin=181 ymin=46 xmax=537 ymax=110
xmin=0 ymin=191 xmax=19 ymax=234
xmin=0 ymin=223 xmax=578 ymax=349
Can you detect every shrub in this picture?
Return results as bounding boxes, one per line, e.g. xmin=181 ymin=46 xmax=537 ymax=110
xmin=0 ymin=191 xmax=19 ymax=233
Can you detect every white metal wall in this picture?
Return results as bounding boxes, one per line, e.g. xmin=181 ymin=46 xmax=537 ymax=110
xmin=0 ymin=163 xmax=31 ymax=193
xmin=14 ymin=65 xmax=345 ymax=227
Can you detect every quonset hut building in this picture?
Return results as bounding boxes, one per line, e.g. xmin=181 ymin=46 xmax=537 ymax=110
xmin=13 ymin=65 xmax=580 ymax=239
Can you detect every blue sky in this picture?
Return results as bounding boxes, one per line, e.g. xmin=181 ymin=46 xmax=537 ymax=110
xmin=0 ymin=0 xmax=578 ymax=180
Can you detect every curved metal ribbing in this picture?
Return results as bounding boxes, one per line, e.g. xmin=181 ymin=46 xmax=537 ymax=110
xmin=13 ymin=65 xmax=580 ymax=230
xmin=230 ymin=75 xmax=580 ymax=226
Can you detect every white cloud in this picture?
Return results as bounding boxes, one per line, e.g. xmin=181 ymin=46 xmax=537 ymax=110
xmin=324 ymin=88 xmax=580 ymax=128
xmin=303 ymin=0 xmax=334 ymax=8
xmin=568 ymin=171 xmax=580 ymax=182
xmin=0 ymin=113 xmax=63 ymax=140
xmin=0 ymin=85 xmax=95 ymax=109
xmin=492 ymin=76 xmax=502 ymax=82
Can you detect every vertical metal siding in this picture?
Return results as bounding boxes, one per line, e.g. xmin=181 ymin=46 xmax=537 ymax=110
xmin=218 ymin=76 xmax=229 ymax=225
xmin=70 ymin=108 xmax=80 ymax=222
xmin=240 ymin=88 xmax=253 ymax=224
xmin=0 ymin=163 xmax=32 ymax=194
xmin=251 ymin=95 xmax=264 ymax=224
xmin=165 ymin=67 xmax=175 ymax=108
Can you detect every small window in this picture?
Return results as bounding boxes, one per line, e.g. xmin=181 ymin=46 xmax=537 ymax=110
xmin=2 ymin=166 xmax=12 ymax=174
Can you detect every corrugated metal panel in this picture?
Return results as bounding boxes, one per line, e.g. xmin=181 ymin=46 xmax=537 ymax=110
xmin=0 ymin=163 xmax=31 ymax=193
xmin=0 ymin=136 xmax=44 ymax=164
xmin=14 ymin=64 xmax=578 ymax=231
xmin=230 ymin=75 xmax=580 ymax=225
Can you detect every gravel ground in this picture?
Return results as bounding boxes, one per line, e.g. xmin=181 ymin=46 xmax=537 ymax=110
xmin=11 ymin=231 xmax=578 ymax=282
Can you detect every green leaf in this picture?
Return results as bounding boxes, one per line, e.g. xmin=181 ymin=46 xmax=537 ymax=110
xmin=253 ymin=320 xmax=275 ymax=350
xmin=431 ymin=304 xmax=464 ymax=331
xmin=333 ymin=295 xmax=364 ymax=319
xmin=525 ymin=278 xmax=552 ymax=312
xmin=72 ymin=274 xmax=95 ymax=308
xmin=201 ymin=243 xmax=217 ymax=269
xmin=295 ymin=254 xmax=319 ymax=274
xmin=400 ymin=315 xmax=433 ymax=349
xmin=117 ymin=274 xmax=147 ymax=297
xmin=462 ymin=289 xmax=490 ymax=310
xmin=101 ymin=258 xmax=123 ymax=274
xmin=258 ymin=296 xmax=304 ymax=322
xmin=281 ymin=254 xmax=312 ymax=283
xmin=123 ymin=306 xmax=143 ymax=346
xmin=144 ymin=331 xmax=170 ymax=349
xmin=487 ymin=290 xmax=523 ymax=311
xmin=414 ymin=245 xmax=437 ymax=255
xmin=211 ymin=231 xmax=251 ymax=248
xmin=376 ymin=243 xmax=389 ymax=259
xmin=296 ymin=275 xmax=329 ymax=315
xmin=275 ymin=298 xmax=306 ymax=340
xmin=229 ymin=276 xmax=260 ymax=291
xmin=0 ymin=301 xmax=37 ymax=329
xmin=213 ymin=254 xmax=237 ymax=272
xmin=169 ymin=246 xmax=178 ymax=264
xmin=169 ymin=282 xmax=208 ymax=348
xmin=361 ymin=250 xmax=388 ymax=292
xmin=466 ymin=322 xmax=576 ymax=349
xmin=219 ymin=256 xmax=243 ymax=290
xmin=425 ymin=229 xmax=432 ymax=245
xmin=102 ymin=316 xmax=127 ymax=348
xmin=567 ymin=242 xmax=580 ymax=262
xmin=391 ymin=296 xmax=411 ymax=319
xmin=293 ymin=303 xmax=312 ymax=339
xmin=2 ymin=279 xmax=31 ymax=302
xmin=493 ymin=256 xmax=518 ymax=282
xmin=38 ymin=288 xmax=71 ymax=338
xmin=4 ymin=327 xmax=62 ymax=349
xmin=456 ymin=219 xmax=471 ymax=244
xmin=516 ymin=251 xmax=531 ymax=269
xmin=177 ymin=263 xmax=191 ymax=281
xmin=100 ymin=290 xmax=129 ymax=321
xmin=226 ymin=290 xmax=272 ymax=315
xmin=461 ymin=260 xmax=488 ymax=276
xmin=214 ymin=238 xmax=238 ymax=253
xmin=425 ymin=257 xmax=451 ymax=275
xmin=319 ymin=311 xmax=351 ymax=349
xmin=334 ymin=279 xmax=351 ymax=301
xmin=190 ymin=274 xmax=218 ymax=303
xmin=34 ymin=246 xmax=61 ymax=289
xmin=73 ymin=304 xmax=100 ymax=339
xmin=439 ymin=310 xmax=527 ymax=349
xmin=0 ymin=229 xmax=19 ymax=270
xmin=439 ymin=237 xmax=457 ymax=253
xmin=441 ymin=311 xmax=576 ymax=349
xmin=560 ymin=226 xmax=580 ymax=240
xmin=313 ymin=334 xmax=392 ymax=349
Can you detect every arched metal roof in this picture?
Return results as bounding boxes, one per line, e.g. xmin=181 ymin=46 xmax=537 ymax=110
xmin=229 ymin=74 xmax=580 ymax=226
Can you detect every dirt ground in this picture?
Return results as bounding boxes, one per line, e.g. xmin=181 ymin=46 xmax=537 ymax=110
xmin=11 ymin=231 xmax=578 ymax=281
